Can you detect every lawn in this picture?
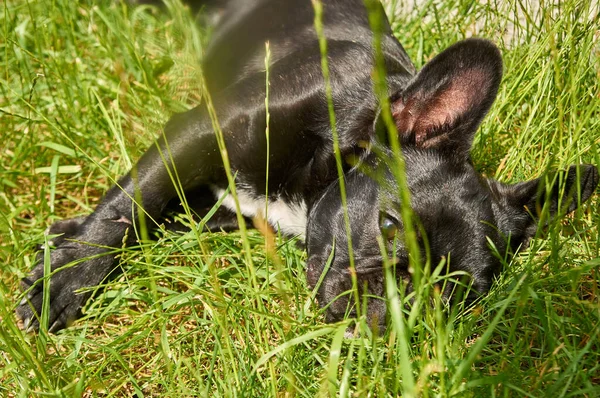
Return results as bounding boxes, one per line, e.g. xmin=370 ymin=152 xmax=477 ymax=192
xmin=1 ymin=0 xmax=599 ymax=396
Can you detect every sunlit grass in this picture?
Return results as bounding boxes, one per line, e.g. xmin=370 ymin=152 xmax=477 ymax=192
xmin=0 ymin=0 xmax=598 ymax=396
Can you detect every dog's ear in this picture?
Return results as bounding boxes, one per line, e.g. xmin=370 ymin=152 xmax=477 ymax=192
xmin=492 ymin=165 xmax=598 ymax=248
xmin=391 ymin=38 xmax=502 ymax=157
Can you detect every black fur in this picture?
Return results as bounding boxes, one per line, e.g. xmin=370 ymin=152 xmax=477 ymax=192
xmin=17 ymin=0 xmax=598 ymax=332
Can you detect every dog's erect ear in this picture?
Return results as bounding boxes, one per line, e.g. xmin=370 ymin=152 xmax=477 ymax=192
xmin=391 ymin=38 xmax=502 ymax=156
xmin=492 ymin=165 xmax=598 ymax=248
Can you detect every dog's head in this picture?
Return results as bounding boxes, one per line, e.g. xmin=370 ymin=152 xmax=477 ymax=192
xmin=305 ymin=39 xmax=598 ymax=330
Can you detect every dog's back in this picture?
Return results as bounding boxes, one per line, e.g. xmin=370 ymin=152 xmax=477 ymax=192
xmin=202 ymin=0 xmax=414 ymax=93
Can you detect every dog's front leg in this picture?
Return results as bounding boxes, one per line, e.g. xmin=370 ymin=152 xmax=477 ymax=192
xmin=17 ymin=106 xmax=222 ymax=332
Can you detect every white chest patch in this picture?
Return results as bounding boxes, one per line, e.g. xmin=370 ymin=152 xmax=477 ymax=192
xmin=212 ymin=186 xmax=307 ymax=239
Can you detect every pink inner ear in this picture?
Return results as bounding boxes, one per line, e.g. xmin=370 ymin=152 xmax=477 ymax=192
xmin=393 ymin=67 xmax=491 ymax=147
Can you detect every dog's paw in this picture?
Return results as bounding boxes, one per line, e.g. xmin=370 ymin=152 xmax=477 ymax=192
xmin=17 ymin=241 xmax=115 ymax=332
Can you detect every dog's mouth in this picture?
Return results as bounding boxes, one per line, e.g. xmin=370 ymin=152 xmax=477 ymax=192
xmin=311 ymin=254 xmax=413 ymax=329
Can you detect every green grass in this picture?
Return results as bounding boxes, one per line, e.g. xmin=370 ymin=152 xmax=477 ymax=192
xmin=1 ymin=0 xmax=599 ymax=396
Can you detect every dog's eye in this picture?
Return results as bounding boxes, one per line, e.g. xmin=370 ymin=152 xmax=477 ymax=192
xmin=380 ymin=217 xmax=398 ymax=241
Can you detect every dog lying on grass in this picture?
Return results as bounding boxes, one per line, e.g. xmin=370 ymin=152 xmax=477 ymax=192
xmin=17 ymin=0 xmax=598 ymax=332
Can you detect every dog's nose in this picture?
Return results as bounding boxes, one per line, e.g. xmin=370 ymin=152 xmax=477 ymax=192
xmin=306 ymin=261 xmax=321 ymax=289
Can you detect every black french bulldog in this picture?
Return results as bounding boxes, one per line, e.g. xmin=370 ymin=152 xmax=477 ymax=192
xmin=17 ymin=0 xmax=598 ymax=332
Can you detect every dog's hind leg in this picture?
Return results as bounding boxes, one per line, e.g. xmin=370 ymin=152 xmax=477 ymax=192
xmin=17 ymin=105 xmax=223 ymax=332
